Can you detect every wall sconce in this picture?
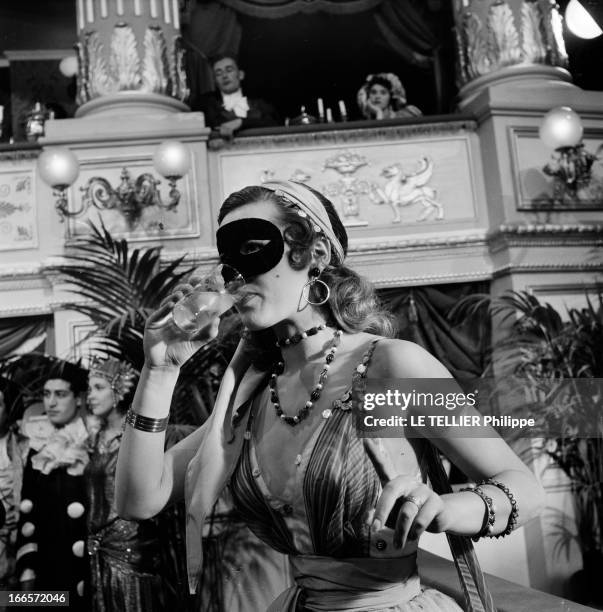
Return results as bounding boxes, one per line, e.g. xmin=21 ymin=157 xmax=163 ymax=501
xmin=539 ymin=106 xmax=603 ymax=203
xmin=37 ymin=141 xmax=192 ymax=227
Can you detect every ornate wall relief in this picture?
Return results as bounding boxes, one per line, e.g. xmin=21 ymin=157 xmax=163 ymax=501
xmin=77 ymin=24 xmax=188 ymax=104
xmin=453 ymin=0 xmax=568 ymax=87
xmin=217 ymin=134 xmax=476 ymax=231
xmin=510 ymin=127 xmax=603 ymax=210
xmin=74 ymin=1 xmax=189 ymax=112
xmin=64 ymin=155 xmax=199 ymax=242
xmin=0 ymin=169 xmax=37 ymax=250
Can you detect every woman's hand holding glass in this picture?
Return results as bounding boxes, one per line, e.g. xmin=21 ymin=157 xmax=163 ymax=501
xmin=143 ymin=264 xmax=245 ymax=370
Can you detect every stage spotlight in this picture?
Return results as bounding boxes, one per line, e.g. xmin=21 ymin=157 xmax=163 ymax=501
xmin=565 ymin=0 xmax=603 ymax=39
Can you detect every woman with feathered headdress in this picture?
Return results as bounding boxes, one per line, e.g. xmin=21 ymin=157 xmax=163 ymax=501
xmin=85 ymin=356 xmax=168 ymax=611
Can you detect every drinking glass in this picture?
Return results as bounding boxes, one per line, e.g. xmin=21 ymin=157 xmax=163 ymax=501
xmin=172 ymin=264 xmax=245 ymax=334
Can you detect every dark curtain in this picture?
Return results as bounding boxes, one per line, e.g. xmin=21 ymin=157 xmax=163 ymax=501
xmin=220 ymin=0 xmax=382 ymax=18
xmin=373 ymin=0 xmax=442 ymax=108
xmin=379 ymin=282 xmax=491 ymax=382
xmin=0 ymin=316 xmax=49 ymax=358
xmin=374 ymin=0 xmax=437 ymax=69
xmin=184 ymin=2 xmax=242 ymax=110
xmin=185 ymin=0 xmax=442 ymax=110
xmin=380 ymin=282 xmax=491 ymax=485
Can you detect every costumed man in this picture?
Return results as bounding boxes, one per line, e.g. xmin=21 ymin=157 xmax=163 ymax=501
xmin=16 ymin=359 xmax=89 ymax=608
xmin=0 ymin=377 xmax=25 ymax=588
xmin=199 ymin=54 xmax=278 ymax=139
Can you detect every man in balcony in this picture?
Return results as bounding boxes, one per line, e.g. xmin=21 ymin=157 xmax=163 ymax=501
xmin=200 ymin=54 xmax=278 ymax=139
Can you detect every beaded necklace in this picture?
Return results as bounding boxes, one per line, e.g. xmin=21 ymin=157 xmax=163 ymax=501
xmin=275 ymin=324 xmax=326 ymax=348
xmin=269 ymin=328 xmax=342 ymax=426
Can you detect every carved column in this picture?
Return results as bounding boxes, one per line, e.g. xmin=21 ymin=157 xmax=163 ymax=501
xmin=453 ymin=0 xmax=570 ymax=107
xmin=74 ymin=0 xmax=189 ymax=116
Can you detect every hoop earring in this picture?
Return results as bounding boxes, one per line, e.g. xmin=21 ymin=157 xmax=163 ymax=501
xmin=302 ymin=268 xmax=330 ymax=306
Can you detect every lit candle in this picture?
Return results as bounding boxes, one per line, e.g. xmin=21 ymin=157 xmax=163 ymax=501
xmin=326 ymin=108 xmax=333 ymax=123
xmin=116 ymin=0 xmax=124 ymax=16
xmin=163 ymin=0 xmax=171 ymax=23
xmin=77 ymin=0 xmax=85 ymax=29
xmin=86 ymin=0 xmax=94 ymax=22
xmin=317 ymin=98 xmax=324 ymax=119
xmin=150 ymin=0 xmax=158 ymax=18
xmin=134 ymin=0 xmax=142 ymax=15
xmin=172 ymin=0 xmax=180 ymax=29
xmin=100 ymin=0 xmax=108 ymax=17
xmin=338 ymin=100 xmax=347 ymax=119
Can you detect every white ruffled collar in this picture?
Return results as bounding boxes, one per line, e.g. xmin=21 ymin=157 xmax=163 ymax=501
xmin=30 ymin=417 xmax=89 ymax=476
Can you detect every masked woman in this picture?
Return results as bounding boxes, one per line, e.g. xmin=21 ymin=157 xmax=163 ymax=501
xmin=116 ymin=181 xmax=545 ymax=611
xmin=86 ymin=357 xmax=168 ymax=611
xmin=357 ymin=73 xmax=422 ymax=120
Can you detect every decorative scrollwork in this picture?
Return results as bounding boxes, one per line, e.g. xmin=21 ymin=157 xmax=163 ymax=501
xmin=541 ymin=0 xmax=568 ymax=67
xmin=464 ymin=12 xmax=490 ymax=80
xmin=142 ymin=26 xmax=170 ymax=94
xmin=110 ymin=24 xmax=141 ymax=91
xmin=79 ymin=168 xmax=182 ymax=229
xmin=456 ymin=0 xmax=569 ymax=85
xmin=172 ymin=36 xmax=189 ymax=102
xmin=78 ymin=25 xmax=187 ymax=104
xmin=521 ymin=1 xmax=546 ymax=64
xmin=487 ymin=1 xmax=522 ymax=68
xmin=0 ymin=201 xmax=31 ymax=219
xmin=74 ymin=42 xmax=90 ymax=106
xmin=86 ymin=32 xmax=113 ymax=98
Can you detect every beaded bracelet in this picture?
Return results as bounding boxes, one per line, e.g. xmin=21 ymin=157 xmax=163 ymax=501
xmin=461 ymin=485 xmax=496 ymax=542
xmin=125 ymin=408 xmax=169 ymax=433
xmin=479 ymin=478 xmax=519 ymax=538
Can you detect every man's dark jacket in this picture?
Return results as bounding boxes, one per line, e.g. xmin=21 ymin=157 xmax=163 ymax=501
xmin=198 ymin=91 xmax=279 ymax=131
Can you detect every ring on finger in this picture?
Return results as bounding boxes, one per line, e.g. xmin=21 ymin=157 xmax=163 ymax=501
xmin=404 ymin=495 xmax=424 ymax=510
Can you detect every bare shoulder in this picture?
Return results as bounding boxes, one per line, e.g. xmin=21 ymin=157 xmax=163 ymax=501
xmin=368 ymin=337 xmax=452 ymax=379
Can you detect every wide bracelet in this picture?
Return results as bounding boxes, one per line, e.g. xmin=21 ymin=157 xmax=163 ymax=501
xmin=125 ymin=408 xmax=169 ymax=433
xmin=479 ymin=478 xmax=519 ymax=537
xmin=461 ymin=485 xmax=496 ymax=541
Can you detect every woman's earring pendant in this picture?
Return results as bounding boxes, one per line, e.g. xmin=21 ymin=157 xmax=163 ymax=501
xmin=303 ymin=268 xmax=330 ymax=306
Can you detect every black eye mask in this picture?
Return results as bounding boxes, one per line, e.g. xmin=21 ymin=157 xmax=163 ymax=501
xmin=216 ymin=218 xmax=285 ymax=281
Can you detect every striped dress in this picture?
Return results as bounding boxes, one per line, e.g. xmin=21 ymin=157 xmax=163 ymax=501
xmin=230 ymin=340 xmax=462 ymax=612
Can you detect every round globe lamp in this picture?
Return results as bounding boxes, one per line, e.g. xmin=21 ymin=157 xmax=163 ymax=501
xmin=37 ymin=147 xmax=81 ymax=221
xmin=539 ymin=106 xmax=584 ymax=150
xmin=38 ymin=147 xmax=80 ymax=189
xmin=153 ymin=141 xmax=191 ymax=179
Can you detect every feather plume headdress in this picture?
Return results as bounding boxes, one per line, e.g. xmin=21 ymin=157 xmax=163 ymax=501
xmin=88 ymin=356 xmax=137 ymax=401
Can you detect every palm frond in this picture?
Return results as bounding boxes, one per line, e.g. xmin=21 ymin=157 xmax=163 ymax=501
xmin=47 ymin=220 xmax=193 ymax=367
xmin=45 ymin=221 xmax=241 ymax=426
xmin=459 ymin=287 xmax=603 ymax=556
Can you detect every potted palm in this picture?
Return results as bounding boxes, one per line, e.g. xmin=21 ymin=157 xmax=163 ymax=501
xmin=451 ymin=290 xmax=603 ymax=606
